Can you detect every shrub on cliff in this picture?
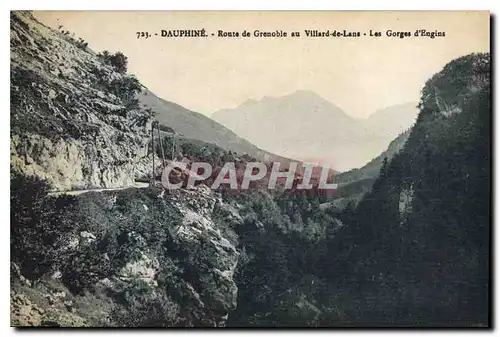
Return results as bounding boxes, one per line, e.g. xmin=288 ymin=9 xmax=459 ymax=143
xmin=90 ymin=64 xmax=142 ymax=108
xmin=73 ymin=37 xmax=89 ymax=50
xmin=10 ymin=171 xmax=78 ymax=279
xmin=98 ymin=50 xmax=128 ymax=74
xmin=111 ymin=290 xmax=180 ymax=327
xmin=112 ymin=75 xmax=142 ymax=107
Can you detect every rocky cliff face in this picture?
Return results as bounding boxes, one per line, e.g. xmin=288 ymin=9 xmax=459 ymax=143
xmin=11 ymin=181 xmax=244 ymax=327
xmin=10 ymin=10 xmax=490 ymax=328
xmin=162 ymin=187 xmax=241 ymax=325
xmin=328 ymin=53 xmax=490 ymax=325
xmin=10 ymin=12 xmax=244 ymax=326
xmin=10 ymin=11 xmax=155 ymax=190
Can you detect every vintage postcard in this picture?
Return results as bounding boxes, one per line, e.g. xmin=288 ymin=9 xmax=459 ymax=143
xmin=10 ymin=10 xmax=490 ymax=327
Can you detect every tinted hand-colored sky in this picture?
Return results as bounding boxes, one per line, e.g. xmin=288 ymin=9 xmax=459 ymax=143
xmin=34 ymin=11 xmax=489 ymax=118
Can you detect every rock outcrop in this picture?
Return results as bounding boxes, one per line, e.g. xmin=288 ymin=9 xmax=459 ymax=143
xmin=166 ymin=187 xmax=240 ymax=325
xmin=10 ymin=11 xmax=156 ymax=190
xmin=10 ymin=11 xmax=245 ymax=327
xmin=10 ymin=182 xmax=244 ymax=327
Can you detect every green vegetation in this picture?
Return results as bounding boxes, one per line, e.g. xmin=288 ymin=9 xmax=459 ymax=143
xmin=158 ymin=123 xmax=174 ymax=133
xmin=155 ymin=134 xmax=229 ymax=164
xmin=11 ymin=172 xmax=77 ymax=279
xmin=11 ymin=171 xmax=184 ymax=325
xmin=322 ymin=53 xmax=490 ymax=325
xmin=74 ymin=37 xmax=89 ymax=50
xmin=10 ymin=49 xmax=490 ymax=326
xmin=57 ymin=25 xmax=89 ymax=51
xmin=98 ymin=50 xmax=128 ymax=74
xmin=224 ymin=190 xmax=350 ymax=327
xmin=89 ymin=64 xmax=142 ymax=108
xmin=110 ymin=75 xmax=142 ymax=108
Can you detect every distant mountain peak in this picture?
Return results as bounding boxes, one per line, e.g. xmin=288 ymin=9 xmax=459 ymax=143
xmin=236 ymin=90 xmax=327 ymax=109
xmin=276 ymin=90 xmax=329 ymax=103
xmin=239 ymin=98 xmax=258 ymax=107
xmin=212 ymin=93 xmax=419 ymax=171
xmin=289 ymin=89 xmax=322 ymax=98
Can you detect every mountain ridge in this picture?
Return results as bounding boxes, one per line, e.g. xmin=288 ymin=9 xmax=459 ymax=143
xmin=328 ymin=52 xmax=490 ymax=325
xmin=213 ymin=90 xmax=418 ymax=171
xmin=140 ymin=89 xmax=292 ymax=165
xmin=9 ymin=10 xmax=490 ymax=327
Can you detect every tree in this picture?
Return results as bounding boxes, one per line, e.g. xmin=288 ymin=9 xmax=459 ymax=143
xmin=380 ymin=157 xmax=389 ymax=178
xmin=98 ymin=50 xmax=129 ymax=74
xmin=10 ymin=171 xmax=78 ymax=279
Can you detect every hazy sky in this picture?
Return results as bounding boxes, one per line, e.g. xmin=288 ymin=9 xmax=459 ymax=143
xmin=34 ymin=11 xmax=489 ymax=118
